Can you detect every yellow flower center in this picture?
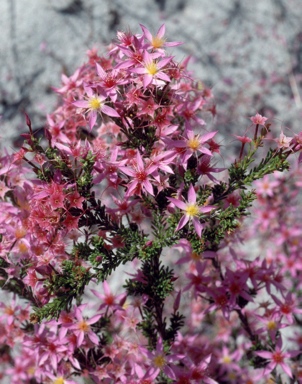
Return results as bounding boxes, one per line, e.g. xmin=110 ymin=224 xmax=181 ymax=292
xmin=88 ymin=97 xmax=102 ymax=110
xmin=191 ymin=251 xmax=201 ymax=261
xmin=266 ymin=379 xmax=276 ymax=384
xmin=222 ymin=355 xmax=232 ymax=364
xmin=15 ymin=226 xmax=27 ymax=239
xmin=187 ymin=137 xmax=200 ymax=151
xmin=4 ymin=306 xmax=14 ymax=316
xmin=267 ymin=320 xmax=277 ymax=331
xmin=78 ymin=320 xmax=90 ymax=332
xmin=151 ymin=36 xmax=165 ymax=49
xmin=227 ymin=372 xmax=237 ymax=380
xmin=19 ymin=241 xmax=29 ymax=253
xmin=53 ymin=378 xmax=65 ymax=384
xmin=27 ymin=366 xmax=35 ymax=375
xmin=185 ymin=204 xmax=200 ymax=217
xmin=153 ymin=354 xmax=166 ymax=368
xmin=146 ymin=61 xmax=158 ymax=76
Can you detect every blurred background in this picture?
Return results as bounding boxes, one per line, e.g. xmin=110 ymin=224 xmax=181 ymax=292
xmin=1 ymin=0 xmax=302 ymax=154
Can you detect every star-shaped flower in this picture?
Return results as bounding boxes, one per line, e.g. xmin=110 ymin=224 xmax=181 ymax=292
xmin=168 ymin=184 xmax=215 ymax=237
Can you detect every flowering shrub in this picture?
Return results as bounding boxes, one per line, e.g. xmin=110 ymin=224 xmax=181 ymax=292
xmin=0 ymin=24 xmax=301 ymax=383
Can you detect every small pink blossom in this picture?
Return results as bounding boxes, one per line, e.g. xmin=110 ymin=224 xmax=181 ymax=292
xmin=73 ymin=87 xmax=120 ymax=129
xmin=168 ymin=184 xmax=215 ymax=237
xmin=131 ymin=50 xmax=172 ymax=88
xmin=234 ymin=134 xmax=252 ymax=144
xmin=255 ymin=338 xmax=299 ymax=378
xmin=254 ymin=175 xmax=279 ymax=197
xmin=140 ymin=24 xmax=183 ymax=51
xmin=64 ymin=307 xmax=101 ymax=347
xmin=143 ymin=337 xmax=184 ymax=381
xmin=250 ymin=113 xmax=268 ymax=125
xmin=275 ymin=131 xmax=293 ymax=149
xmin=120 ymin=151 xmax=158 ymax=196
xmin=92 ymin=281 xmax=127 ymax=313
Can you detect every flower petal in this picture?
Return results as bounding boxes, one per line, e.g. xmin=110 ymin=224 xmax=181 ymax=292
xmin=157 ymin=24 xmax=165 ymax=39
xmin=101 ymin=105 xmax=120 ymax=117
xmin=192 ymin=218 xmax=204 ymax=237
xmin=176 ymin=215 xmax=189 ymax=231
xmin=168 ymin=197 xmax=187 ymax=211
xmin=73 ymin=100 xmax=89 ymax=108
xmin=89 ymin=111 xmax=97 ymax=130
xmin=143 ymin=179 xmax=154 ymax=195
xmin=187 ymin=184 xmax=196 ymax=203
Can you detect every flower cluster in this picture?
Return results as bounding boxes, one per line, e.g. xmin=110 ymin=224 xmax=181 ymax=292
xmin=0 ymin=25 xmax=301 ymax=383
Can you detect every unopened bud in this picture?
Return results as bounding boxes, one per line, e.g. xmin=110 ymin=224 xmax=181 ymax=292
xmin=24 ymin=112 xmax=33 ymax=134
xmin=173 ymin=290 xmax=181 ymax=312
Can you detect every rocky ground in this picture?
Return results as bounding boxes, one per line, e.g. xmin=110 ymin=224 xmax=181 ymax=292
xmin=1 ymin=0 xmax=302 ymax=154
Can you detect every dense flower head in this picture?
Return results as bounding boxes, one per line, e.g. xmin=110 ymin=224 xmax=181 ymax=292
xmin=0 ymin=24 xmax=302 ymax=384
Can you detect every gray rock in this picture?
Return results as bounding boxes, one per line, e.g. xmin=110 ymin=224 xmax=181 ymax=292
xmin=1 ymin=0 xmax=302 ymax=153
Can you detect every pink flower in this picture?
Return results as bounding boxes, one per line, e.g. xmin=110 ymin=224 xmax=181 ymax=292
xmin=65 ymin=307 xmax=101 ymax=347
xmin=92 ymin=281 xmax=127 ymax=313
xmin=120 ymin=151 xmax=158 ymax=196
xmin=96 ymin=63 xmax=127 ymax=101
xmin=275 ymin=131 xmax=293 ymax=149
xmin=0 ymin=296 xmax=21 ymax=326
xmin=54 ymin=68 xmax=82 ymax=95
xmin=140 ymin=24 xmax=182 ymax=51
xmin=73 ymin=87 xmax=120 ymax=129
xmin=131 ymin=50 xmax=172 ymax=88
xmin=168 ymin=184 xmax=215 ymax=237
xmin=271 ymin=292 xmax=302 ymax=324
xmin=45 ymin=372 xmax=78 ymax=384
xmin=0 ymin=180 xmax=11 ymax=199
xmin=171 ymin=130 xmax=217 ymax=167
xmin=217 ymin=346 xmax=242 ymax=375
xmin=255 ymin=338 xmax=298 ymax=378
xmin=197 ymin=155 xmax=225 ymax=182
xmin=143 ymin=337 xmax=183 ymax=381
xmin=254 ymin=311 xmax=287 ymax=342
xmin=250 ymin=113 xmax=268 ymax=125
xmin=184 ymin=261 xmax=212 ymax=297
xmin=183 ymin=355 xmax=218 ymax=384
xmin=234 ymin=135 xmax=252 ymax=144
xmin=46 ymin=114 xmax=70 ymax=145
xmin=254 ymin=175 xmax=279 ymax=197
xmin=37 ymin=333 xmax=68 ymax=372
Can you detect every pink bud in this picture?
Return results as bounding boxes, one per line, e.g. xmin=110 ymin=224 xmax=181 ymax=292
xmin=173 ymin=290 xmax=182 ymax=312
xmin=24 ymin=111 xmax=32 ymax=134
